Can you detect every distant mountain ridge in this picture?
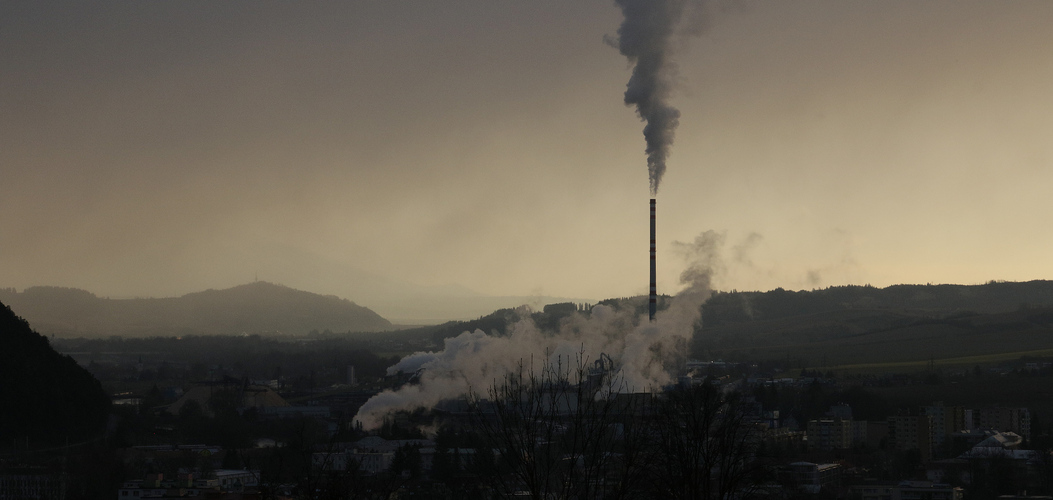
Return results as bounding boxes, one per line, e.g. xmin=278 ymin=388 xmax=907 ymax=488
xmin=0 ymin=281 xmax=392 ymax=337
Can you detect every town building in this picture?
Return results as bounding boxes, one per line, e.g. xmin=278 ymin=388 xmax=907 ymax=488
xmin=786 ymin=462 xmax=841 ymax=494
xmin=889 ymin=414 xmax=934 ymax=462
xmin=850 ymin=481 xmax=895 ymax=500
xmin=807 ymin=418 xmax=852 ymax=450
xmin=922 ymin=401 xmax=967 ymax=446
xmin=851 ymin=420 xmax=869 ymax=447
xmin=977 ymin=407 xmax=1031 ymax=442
xmin=117 ymin=470 xmax=259 ymax=499
xmin=0 ymin=472 xmax=68 ymax=500
xmin=890 ymin=481 xmax=962 ymax=500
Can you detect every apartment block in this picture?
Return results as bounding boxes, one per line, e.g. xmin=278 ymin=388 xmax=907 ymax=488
xmin=808 ymin=418 xmax=852 ymax=450
xmin=977 ymin=407 xmax=1031 ymax=442
xmin=922 ymin=402 xmax=966 ymax=446
xmin=888 ymin=414 xmax=934 ymax=462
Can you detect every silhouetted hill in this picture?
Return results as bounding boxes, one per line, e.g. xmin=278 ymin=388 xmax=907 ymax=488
xmin=0 ymin=301 xmax=109 ymax=445
xmin=404 ymin=281 xmax=1053 ymax=369
xmin=694 ymin=281 xmax=1053 ymax=366
xmin=0 ymin=282 xmax=392 ymax=337
xmin=702 ymin=280 xmax=1053 ymax=326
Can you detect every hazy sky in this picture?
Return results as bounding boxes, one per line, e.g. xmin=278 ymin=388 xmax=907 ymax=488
xmin=3 ymin=1 xmax=1053 ymax=318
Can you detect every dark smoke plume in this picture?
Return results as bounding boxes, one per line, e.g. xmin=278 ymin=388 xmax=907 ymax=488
xmin=611 ymin=0 xmax=700 ymax=195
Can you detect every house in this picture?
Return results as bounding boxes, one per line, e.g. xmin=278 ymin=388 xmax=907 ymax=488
xmin=117 ymin=470 xmax=259 ymax=499
xmin=891 ymin=481 xmax=962 ymax=500
xmin=785 ymin=462 xmax=841 ymax=494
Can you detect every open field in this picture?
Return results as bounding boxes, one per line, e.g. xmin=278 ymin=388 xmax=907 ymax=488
xmin=823 ymin=348 xmax=1053 ymax=375
xmin=695 ymin=307 xmax=1053 ymax=368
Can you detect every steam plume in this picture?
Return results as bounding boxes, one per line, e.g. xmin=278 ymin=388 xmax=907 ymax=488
xmin=611 ymin=0 xmax=702 ymax=195
xmin=353 ymin=230 xmax=725 ymax=430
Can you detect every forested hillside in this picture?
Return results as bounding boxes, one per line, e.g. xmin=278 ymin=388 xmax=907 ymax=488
xmin=694 ymin=281 xmax=1053 ymax=367
xmin=0 ymin=301 xmax=110 ymax=445
xmin=702 ymin=280 xmax=1053 ymax=326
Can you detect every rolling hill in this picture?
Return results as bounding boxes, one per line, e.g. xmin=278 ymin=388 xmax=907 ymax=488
xmin=365 ymin=281 xmax=1053 ymax=369
xmin=0 ymin=281 xmax=392 ymax=337
xmin=694 ymin=281 xmax=1053 ymax=368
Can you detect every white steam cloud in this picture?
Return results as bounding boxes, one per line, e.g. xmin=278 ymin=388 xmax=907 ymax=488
xmin=353 ymin=230 xmax=725 ymax=429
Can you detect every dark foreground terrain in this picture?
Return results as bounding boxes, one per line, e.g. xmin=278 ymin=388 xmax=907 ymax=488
xmin=3 ymin=281 xmax=1053 ymax=498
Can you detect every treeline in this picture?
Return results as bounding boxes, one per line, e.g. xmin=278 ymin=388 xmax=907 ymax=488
xmin=54 ymin=335 xmax=400 ymax=387
xmin=405 ymin=296 xmax=673 ymax=347
xmin=702 ymin=280 xmax=1053 ymax=327
xmin=407 ymin=281 xmax=1053 ymax=362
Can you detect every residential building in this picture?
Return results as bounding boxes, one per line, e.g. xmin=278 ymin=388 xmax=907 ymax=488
xmin=214 ymin=469 xmax=258 ymax=492
xmin=851 ymin=420 xmax=869 ymax=447
xmin=350 ymin=450 xmax=395 ymax=474
xmin=827 ymin=404 xmax=853 ymax=420
xmin=786 ymin=462 xmax=842 ymax=494
xmin=345 ymin=436 xmax=434 ymax=474
xmin=260 ymin=406 xmax=331 ymax=419
xmin=313 ymin=451 xmax=350 ymax=471
xmin=117 ymin=470 xmax=258 ymax=499
xmin=868 ymin=421 xmax=889 ymax=449
xmin=977 ymin=407 xmax=1031 ymax=442
xmin=891 ymin=481 xmax=962 ymax=500
xmin=889 ymin=414 xmax=934 ymax=462
xmin=850 ymin=481 xmax=895 ymax=500
xmin=0 ymin=473 xmax=67 ymax=500
xmin=923 ymin=402 xmax=967 ymax=446
xmin=808 ymin=418 xmax=852 ymax=450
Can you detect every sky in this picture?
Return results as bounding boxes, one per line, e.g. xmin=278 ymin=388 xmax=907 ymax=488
xmin=3 ymin=1 xmax=1053 ymax=322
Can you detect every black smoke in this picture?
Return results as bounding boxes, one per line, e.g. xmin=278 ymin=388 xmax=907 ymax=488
xmin=611 ymin=0 xmax=700 ymax=195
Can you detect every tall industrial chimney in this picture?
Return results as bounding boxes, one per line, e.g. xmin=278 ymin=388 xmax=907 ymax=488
xmin=649 ymin=198 xmax=657 ymax=321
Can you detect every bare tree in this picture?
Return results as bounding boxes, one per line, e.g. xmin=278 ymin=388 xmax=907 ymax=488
xmin=466 ymin=351 xmax=645 ymax=500
xmin=466 ymin=354 xmax=766 ymax=500
xmin=646 ymin=383 xmax=766 ymax=500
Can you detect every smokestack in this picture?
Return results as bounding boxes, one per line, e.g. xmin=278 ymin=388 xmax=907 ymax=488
xmin=650 ymin=198 xmax=657 ymax=321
